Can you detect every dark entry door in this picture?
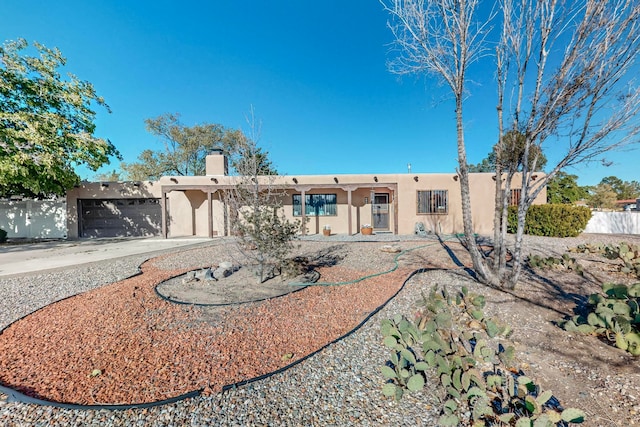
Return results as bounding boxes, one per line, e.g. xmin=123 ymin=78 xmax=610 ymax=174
xmin=372 ymin=193 xmax=389 ymax=229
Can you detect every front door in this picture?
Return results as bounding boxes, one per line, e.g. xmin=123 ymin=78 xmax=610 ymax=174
xmin=372 ymin=193 xmax=389 ymax=230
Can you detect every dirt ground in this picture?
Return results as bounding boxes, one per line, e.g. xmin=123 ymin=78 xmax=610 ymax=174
xmin=156 ymin=266 xmax=316 ymax=306
xmin=431 ymin=238 xmax=640 ymax=427
xmin=148 ymin=236 xmax=640 ymax=426
xmin=1 ymin=235 xmax=639 ymax=425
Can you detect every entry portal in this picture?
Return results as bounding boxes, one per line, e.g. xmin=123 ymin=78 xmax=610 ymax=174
xmin=372 ymin=193 xmax=389 ymax=230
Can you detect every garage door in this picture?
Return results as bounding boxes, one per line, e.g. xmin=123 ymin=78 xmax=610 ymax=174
xmin=79 ymin=199 xmax=161 ymax=238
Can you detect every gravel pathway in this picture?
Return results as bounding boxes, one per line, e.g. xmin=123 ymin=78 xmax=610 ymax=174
xmin=2 ymin=232 xmax=639 ymax=426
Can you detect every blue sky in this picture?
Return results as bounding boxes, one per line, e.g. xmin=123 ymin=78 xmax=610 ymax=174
xmin=2 ymin=0 xmax=638 ymax=186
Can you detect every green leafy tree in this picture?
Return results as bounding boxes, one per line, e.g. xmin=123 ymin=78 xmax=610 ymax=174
xmin=93 ymin=169 xmax=123 ymax=182
xmin=0 ymin=39 xmax=120 ymax=197
xmin=121 ymin=113 xmax=276 ymax=180
xmin=586 ymin=183 xmax=618 ymax=210
xmin=599 ymin=176 xmax=640 ymax=200
xmin=469 ymin=131 xmax=547 ymax=173
xmin=547 ymin=172 xmax=588 ymax=204
xmin=467 ymin=157 xmax=493 ymax=173
xmin=226 ymin=128 xmax=277 ymax=176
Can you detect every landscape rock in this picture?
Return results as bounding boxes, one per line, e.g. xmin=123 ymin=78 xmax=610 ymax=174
xmin=213 ymin=262 xmax=235 ymax=279
xmin=182 ymin=271 xmax=196 ymax=284
xmin=380 ymin=245 xmax=401 ymax=253
xmin=195 ymin=267 xmax=214 ymax=281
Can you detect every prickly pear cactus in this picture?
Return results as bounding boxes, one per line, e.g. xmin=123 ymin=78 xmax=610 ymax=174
xmin=560 ymin=282 xmax=640 ymax=356
xmin=527 ymin=254 xmax=583 ymax=275
xmin=380 ymin=314 xmax=428 ymax=400
xmin=602 ymin=243 xmax=640 ymax=279
xmin=382 ymin=285 xmax=585 ymax=425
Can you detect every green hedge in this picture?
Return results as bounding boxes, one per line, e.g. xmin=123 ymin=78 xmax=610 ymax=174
xmin=0 ymin=228 xmax=7 ymax=243
xmin=507 ymin=204 xmax=591 ymax=237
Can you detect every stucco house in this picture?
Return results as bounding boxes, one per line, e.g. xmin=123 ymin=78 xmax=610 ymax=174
xmin=66 ymin=151 xmax=546 ymax=239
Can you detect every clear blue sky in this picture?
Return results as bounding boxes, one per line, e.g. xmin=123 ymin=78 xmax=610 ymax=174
xmin=3 ymin=0 xmax=638 ymax=186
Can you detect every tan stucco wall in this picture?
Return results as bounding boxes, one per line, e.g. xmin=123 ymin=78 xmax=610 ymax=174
xmin=164 ymin=188 xmax=229 ymax=237
xmin=67 ymin=169 xmax=546 ymax=239
xmin=268 ymin=172 xmax=545 ymax=236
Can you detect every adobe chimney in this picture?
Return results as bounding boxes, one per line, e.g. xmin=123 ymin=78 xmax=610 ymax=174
xmin=205 ymin=149 xmax=228 ymax=176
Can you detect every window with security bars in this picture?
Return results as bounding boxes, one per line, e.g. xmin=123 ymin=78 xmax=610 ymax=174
xmin=509 ymin=189 xmax=522 ymax=206
xmin=292 ymin=194 xmax=337 ymax=216
xmin=417 ymin=190 xmax=448 ymax=214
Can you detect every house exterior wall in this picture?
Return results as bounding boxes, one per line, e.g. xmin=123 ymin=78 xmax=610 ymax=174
xmin=66 ymin=156 xmax=546 ymax=239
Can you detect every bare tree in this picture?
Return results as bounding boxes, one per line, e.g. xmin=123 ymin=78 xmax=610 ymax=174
xmin=224 ymin=111 xmax=302 ymax=283
xmin=382 ymin=0 xmax=640 ymax=289
xmin=496 ymin=0 xmax=640 ymax=287
xmin=382 ymin=0 xmax=499 ymax=285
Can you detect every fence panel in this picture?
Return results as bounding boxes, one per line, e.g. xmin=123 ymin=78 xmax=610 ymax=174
xmin=0 ymin=200 xmax=67 ymax=239
xmin=584 ymin=211 xmax=640 ymax=235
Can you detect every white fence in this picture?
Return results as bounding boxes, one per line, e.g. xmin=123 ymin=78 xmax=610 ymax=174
xmin=584 ymin=211 xmax=640 ymax=235
xmin=0 ymin=200 xmax=67 ymax=239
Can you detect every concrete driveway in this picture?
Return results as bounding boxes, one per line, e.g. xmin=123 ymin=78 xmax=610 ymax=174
xmin=0 ymin=237 xmax=213 ymax=277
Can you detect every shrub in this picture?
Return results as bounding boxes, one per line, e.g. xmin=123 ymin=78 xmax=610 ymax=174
xmin=508 ymin=204 xmax=591 ymax=237
xmin=0 ymin=228 xmax=7 ymax=243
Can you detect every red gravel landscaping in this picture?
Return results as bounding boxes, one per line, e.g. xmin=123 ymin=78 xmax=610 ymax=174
xmin=0 ymin=257 xmax=414 ymax=405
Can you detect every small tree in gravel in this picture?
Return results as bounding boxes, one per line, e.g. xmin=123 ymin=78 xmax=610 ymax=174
xmin=225 ymin=111 xmax=303 ymax=283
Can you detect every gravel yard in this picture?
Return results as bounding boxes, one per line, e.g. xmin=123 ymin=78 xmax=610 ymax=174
xmin=1 ymin=233 xmax=640 ymax=426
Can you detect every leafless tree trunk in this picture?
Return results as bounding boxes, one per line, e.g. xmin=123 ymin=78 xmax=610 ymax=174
xmin=383 ymin=0 xmax=640 ymax=289
xmin=499 ymin=0 xmax=640 ymax=287
xmin=382 ymin=0 xmax=498 ymax=285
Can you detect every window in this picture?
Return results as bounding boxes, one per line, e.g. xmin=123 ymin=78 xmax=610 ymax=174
xmin=293 ymin=194 xmax=337 ymax=216
xmin=417 ymin=190 xmax=448 ymax=214
xmin=509 ymin=189 xmax=521 ymax=206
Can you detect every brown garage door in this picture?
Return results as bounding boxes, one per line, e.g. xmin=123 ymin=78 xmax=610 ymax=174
xmin=79 ymin=199 xmax=161 ymax=238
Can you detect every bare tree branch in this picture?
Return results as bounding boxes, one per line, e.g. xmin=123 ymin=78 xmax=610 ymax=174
xmin=383 ymin=0 xmax=640 ymax=289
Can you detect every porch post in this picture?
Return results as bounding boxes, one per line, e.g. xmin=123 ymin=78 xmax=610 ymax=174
xmin=207 ymin=190 xmax=213 ymax=238
xmin=347 ymin=188 xmax=353 ymax=235
xmin=301 ymin=190 xmax=307 ymax=236
xmin=393 ymin=185 xmax=399 ymax=235
xmin=161 ymin=189 xmax=167 ymax=239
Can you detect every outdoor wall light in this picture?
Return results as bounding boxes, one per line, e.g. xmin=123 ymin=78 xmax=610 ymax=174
xmin=292 ymin=177 xmax=298 ymax=184
xmin=210 ymin=177 xmax=218 ymax=183
xmin=531 ymin=174 xmax=538 ymax=180
xmin=492 ymin=175 xmax=497 ymax=181
xmin=453 ymin=175 xmax=459 ymax=181
xmin=414 ymin=176 xmax=419 ymax=182
xmin=373 ymin=176 xmax=378 ymax=182
xmin=334 ymin=177 xmax=339 ymax=183
xmin=170 ymin=178 xmax=178 ymax=183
